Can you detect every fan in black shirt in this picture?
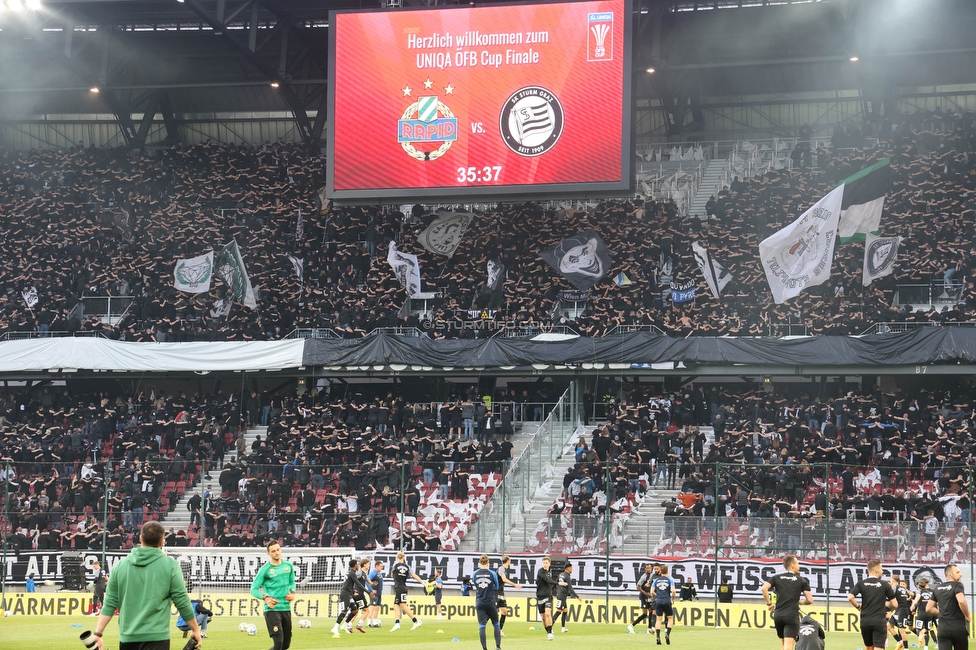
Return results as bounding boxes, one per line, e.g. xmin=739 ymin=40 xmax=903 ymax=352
xmin=761 ymin=555 xmax=814 ymax=650
xmin=927 ymin=564 xmax=971 ymax=650
xmin=848 ymin=560 xmax=898 ymax=650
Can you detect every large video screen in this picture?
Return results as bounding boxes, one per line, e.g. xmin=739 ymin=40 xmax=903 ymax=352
xmin=327 ymin=0 xmax=633 ymax=203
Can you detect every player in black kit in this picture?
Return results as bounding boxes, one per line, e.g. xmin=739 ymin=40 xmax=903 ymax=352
xmin=332 ymin=558 xmax=364 ymax=637
xmin=628 ymin=563 xmax=655 ymax=635
xmin=911 ymin=577 xmax=938 ymax=650
xmin=536 ymin=556 xmax=558 ymax=640
xmin=496 ymin=555 xmax=522 ymax=637
xmin=761 ymin=555 xmax=814 ymax=650
xmin=848 ymin=560 xmax=898 ymax=650
xmin=552 ymin=563 xmax=581 ymax=634
xmin=889 ymin=575 xmax=916 ymax=650
xmin=390 ymin=550 xmax=424 ymax=631
xmin=927 ymin=564 xmax=971 ymax=650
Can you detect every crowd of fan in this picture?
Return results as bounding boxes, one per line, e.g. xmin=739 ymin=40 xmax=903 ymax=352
xmin=0 ymin=108 xmax=974 ymax=340
xmin=203 ymin=389 xmax=517 ymax=550
xmin=6 ymin=376 xmax=976 ymax=558
xmin=0 ymin=385 xmax=246 ymax=551
xmin=573 ymin=381 xmax=976 ymax=559
xmin=0 ymin=383 xmax=524 ymax=552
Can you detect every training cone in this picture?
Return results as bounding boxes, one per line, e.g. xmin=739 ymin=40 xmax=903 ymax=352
xmin=437 ymin=630 xmax=444 ymax=634
xmin=452 ymin=638 xmax=460 ymax=642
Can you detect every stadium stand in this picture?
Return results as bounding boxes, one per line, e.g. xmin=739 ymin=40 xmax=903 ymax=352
xmin=0 ymin=108 xmax=973 ymax=342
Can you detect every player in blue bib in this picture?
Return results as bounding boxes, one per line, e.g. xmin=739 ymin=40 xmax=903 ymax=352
xmin=650 ymin=565 xmax=677 ymax=645
xmin=473 ymin=554 xmax=503 ymax=650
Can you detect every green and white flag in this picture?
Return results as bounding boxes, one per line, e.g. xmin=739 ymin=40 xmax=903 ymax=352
xmin=216 ymin=241 xmax=257 ymax=309
xmin=173 ymin=251 xmax=214 ymax=294
xmin=838 ymin=157 xmax=891 ymax=242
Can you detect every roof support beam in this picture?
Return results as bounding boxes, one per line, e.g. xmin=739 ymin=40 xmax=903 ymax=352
xmin=183 ymin=0 xmax=315 ymax=146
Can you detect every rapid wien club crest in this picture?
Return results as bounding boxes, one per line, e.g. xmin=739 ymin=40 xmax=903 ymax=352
xmin=397 ymin=79 xmax=458 ymax=161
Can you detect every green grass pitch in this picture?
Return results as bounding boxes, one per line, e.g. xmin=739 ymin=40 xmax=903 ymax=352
xmin=1 ymin=614 xmax=868 ymax=650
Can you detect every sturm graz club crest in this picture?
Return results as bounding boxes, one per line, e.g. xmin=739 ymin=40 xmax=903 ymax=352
xmin=866 ymin=237 xmax=898 ymax=277
xmin=499 ymin=86 xmax=563 ymax=157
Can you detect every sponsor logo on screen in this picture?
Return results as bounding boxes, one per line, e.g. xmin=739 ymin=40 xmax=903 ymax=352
xmin=398 ymin=88 xmax=458 ymax=162
xmin=587 ymin=12 xmax=613 ymax=61
xmin=499 ymin=86 xmax=563 ymax=157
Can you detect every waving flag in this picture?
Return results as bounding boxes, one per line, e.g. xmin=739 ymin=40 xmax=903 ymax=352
xmin=173 ymin=251 xmax=214 ymax=294
xmin=539 ymin=230 xmax=613 ymax=291
xmin=759 ymin=185 xmax=844 ymax=304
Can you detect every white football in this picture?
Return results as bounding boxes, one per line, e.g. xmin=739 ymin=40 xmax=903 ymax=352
xmin=247 ymin=624 xmax=258 ymax=636
xmin=43 ymin=580 xmax=55 ymax=587
xmin=4 ymin=611 xmax=11 ymax=617
xmin=239 ymin=622 xmax=249 ymax=632
xmin=298 ymin=619 xmax=311 ymax=628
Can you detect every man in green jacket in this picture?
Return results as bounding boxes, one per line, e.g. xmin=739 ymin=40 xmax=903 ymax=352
xmin=250 ymin=539 xmax=297 ymax=650
xmin=93 ymin=521 xmax=201 ymax=650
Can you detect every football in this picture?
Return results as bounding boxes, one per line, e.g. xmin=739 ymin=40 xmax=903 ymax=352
xmin=239 ymin=623 xmax=249 ymax=632
xmin=43 ymin=580 xmax=55 ymax=587
xmin=298 ymin=619 xmax=311 ymax=629
xmin=246 ymin=624 xmax=258 ymax=636
xmin=4 ymin=611 xmax=11 ymax=617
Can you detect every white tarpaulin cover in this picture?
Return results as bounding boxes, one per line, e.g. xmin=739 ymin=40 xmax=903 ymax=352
xmin=0 ymin=338 xmax=305 ymax=372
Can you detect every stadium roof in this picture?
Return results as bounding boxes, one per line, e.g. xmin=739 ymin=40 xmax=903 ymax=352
xmin=1 ymin=0 xmax=974 ymax=146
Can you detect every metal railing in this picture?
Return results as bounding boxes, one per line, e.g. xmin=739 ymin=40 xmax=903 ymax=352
xmin=284 ymin=327 xmax=341 ymax=339
xmin=0 ymin=330 xmax=108 ymax=341
xmin=767 ymin=322 xmax=810 ymax=337
xmin=606 ymin=324 xmax=667 ymax=336
xmin=365 ymin=327 xmax=426 ymax=338
xmin=466 ymin=383 xmax=580 ymax=553
xmin=860 ymin=321 xmax=976 ymax=336
xmin=75 ymin=296 xmax=135 ymax=325
xmin=895 ymin=281 xmax=966 ymax=306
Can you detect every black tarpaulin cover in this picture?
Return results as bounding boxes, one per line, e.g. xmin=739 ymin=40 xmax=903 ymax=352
xmin=301 ymin=328 xmax=976 ymax=368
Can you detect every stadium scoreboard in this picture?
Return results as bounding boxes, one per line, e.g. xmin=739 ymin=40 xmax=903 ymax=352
xmin=326 ymin=0 xmax=634 ymax=204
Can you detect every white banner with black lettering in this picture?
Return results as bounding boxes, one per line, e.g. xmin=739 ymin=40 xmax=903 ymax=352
xmin=759 ymin=185 xmax=844 ymax=304
xmin=371 ymin=551 xmax=966 ymax=598
xmin=4 ymin=549 xmax=968 ymax=599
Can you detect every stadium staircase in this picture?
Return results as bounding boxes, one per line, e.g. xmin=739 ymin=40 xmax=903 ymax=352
xmin=488 ymin=425 xmax=596 ymax=553
xmin=686 ymin=159 xmax=729 ymax=219
xmin=160 ymin=426 xmax=266 ymax=540
xmin=460 ymin=426 xmax=608 ymax=552
xmin=618 ymin=426 xmax=716 ymax=556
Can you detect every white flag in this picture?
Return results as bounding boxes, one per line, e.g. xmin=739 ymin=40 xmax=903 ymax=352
xmin=759 ymin=185 xmax=844 ymax=304
xmin=691 ymin=242 xmax=732 ymax=301
xmin=417 ymin=211 xmax=473 ymax=257
xmin=862 ymin=233 xmax=901 ymax=286
xmin=287 ymin=255 xmax=304 ymax=281
xmin=387 ymin=242 xmax=423 ymax=298
xmin=174 ymin=251 xmax=214 ymax=294
xmin=210 ymin=298 xmax=231 ymax=318
xmin=21 ymin=286 xmax=38 ymax=309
